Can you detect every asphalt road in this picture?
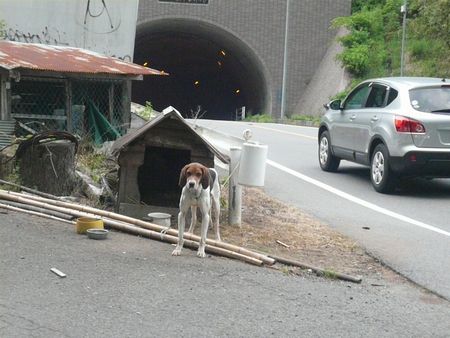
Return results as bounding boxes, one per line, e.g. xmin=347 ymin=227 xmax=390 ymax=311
xmin=192 ymin=119 xmax=450 ymax=301
xmin=2 ymin=210 xmax=450 ymax=337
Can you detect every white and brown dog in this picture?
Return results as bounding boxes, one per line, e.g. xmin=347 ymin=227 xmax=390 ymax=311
xmin=171 ymin=162 xmax=221 ymax=258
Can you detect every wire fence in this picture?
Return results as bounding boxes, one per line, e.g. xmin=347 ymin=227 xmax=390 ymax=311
xmin=11 ymin=76 xmax=127 ymax=143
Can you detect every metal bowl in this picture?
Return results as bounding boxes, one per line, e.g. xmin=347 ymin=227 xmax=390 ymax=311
xmin=86 ymin=228 xmax=109 ymax=240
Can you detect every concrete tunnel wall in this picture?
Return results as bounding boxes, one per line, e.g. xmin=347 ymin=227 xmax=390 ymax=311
xmin=133 ymin=0 xmax=351 ymax=120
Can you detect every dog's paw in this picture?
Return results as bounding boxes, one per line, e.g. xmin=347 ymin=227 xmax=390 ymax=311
xmin=172 ymin=247 xmax=182 ymax=256
xmin=196 ymin=250 xmax=206 ymax=258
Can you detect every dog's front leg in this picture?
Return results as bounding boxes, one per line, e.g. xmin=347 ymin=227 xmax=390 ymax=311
xmin=187 ymin=205 xmax=197 ymax=233
xmin=211 ymin=194 xmax=221 ymax=241
xmin=173 ymin=202 xmax=189 ymax=256
xmin=197 ymin=204 xmax=210 ymax=258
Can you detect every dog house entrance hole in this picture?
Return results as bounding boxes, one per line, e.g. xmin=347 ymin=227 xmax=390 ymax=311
xmin=138 ymin=146 xmax=191 ymax=207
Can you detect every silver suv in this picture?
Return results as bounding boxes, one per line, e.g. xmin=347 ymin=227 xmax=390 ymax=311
xmin=318 ymin=77 xmax=450 ymax=193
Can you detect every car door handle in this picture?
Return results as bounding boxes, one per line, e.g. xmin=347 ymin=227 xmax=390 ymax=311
xmin=371 ymin=116 xmax=379 ymax=122
xmin=349 ymin=114 xmax=356 ymax=121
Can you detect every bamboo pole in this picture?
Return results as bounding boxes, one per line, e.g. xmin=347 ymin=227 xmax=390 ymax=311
xmin=0 ymin=202 xmax=75 ymax=225
xmin=0 ymin=190 xmax=264 ymax=266
xmin=0 ymin=200 xmax=75 ymax=220
xmin=269 ymin=254 xmax=362 ymax=284
xmin=1 ymin=190 xmax=362 ymax=279
xmin=108 ymin=221 xmax=263 ymax=266
xmin=0 ymin=179 xmax=62 ymax=200
xmin=5 ymin=190 xmax=275 ymax=265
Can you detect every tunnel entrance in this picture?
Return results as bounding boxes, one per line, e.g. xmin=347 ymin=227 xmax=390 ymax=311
xmin=133 ymin=18 xmax=269 ymax=120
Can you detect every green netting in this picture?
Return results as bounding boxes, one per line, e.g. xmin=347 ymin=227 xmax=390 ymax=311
xmin=87 ymin=100 xmax=121 ymax=145
xmin=11 ymin=78 xmax=126 ymax=142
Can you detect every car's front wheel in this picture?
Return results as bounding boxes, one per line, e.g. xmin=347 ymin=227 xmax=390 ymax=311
xmin=370 ymin=144 xmax=397 ymax=193
xmin=318 ymin=131 xmax=340 ymax=172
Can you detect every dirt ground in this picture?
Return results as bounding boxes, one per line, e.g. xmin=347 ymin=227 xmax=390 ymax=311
xmin=218 ymin=186 xmax=393 ymax=281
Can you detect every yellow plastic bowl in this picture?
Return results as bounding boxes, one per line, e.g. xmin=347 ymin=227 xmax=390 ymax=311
xmin=76 ymin=217 xmax=104 ymax=234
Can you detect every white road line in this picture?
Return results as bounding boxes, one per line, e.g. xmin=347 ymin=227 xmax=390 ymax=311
xmin=252 ymin=125 xmax=317 ymax=140
xmin=264 ymin=123 xmax=318 ymax=130
xmin=267 ymin=159 xmax=450 ymax=238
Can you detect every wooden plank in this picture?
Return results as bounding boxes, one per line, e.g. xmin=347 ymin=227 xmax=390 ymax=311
xmin=108 ymin=83 xmax=114 ymax=123
xmin=0 ymin=75 xmax=11 ymax=120
xmin=65 ymin=80 xmax=72 ymax=132
xmin=11 ymin=113 xmax=67 ymax=120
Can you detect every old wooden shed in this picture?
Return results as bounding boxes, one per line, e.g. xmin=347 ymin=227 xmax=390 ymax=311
xmin=111 ymin=107 xmax=228 ymax=218
xmin=0 ymin=40 xmax=165 ymax=146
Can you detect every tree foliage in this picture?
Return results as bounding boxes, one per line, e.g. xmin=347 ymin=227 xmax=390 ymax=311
xmin=0 ymin=20 xmax=5 ymax=39
xmin=333 ymin=7 xmax=387 ymax=77
xmin=335 ymin=0 xmax=450 ymax=79
xmin=409 ymin=0 xmax=450 ymax=47
xmin=351 ymin=0 xmax=387 ymax=13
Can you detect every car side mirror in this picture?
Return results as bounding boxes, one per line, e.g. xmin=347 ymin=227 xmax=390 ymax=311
xmin=324 ymin=99 xmax=342 ymax=110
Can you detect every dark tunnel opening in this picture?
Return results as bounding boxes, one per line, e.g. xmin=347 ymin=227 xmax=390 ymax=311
xmin=133 ymin=18 xmax=269 ymax=120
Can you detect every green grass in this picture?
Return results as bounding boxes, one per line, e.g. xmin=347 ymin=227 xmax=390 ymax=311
xmin=77 ymin=152 xmax=109 ymax=184
xmin=244 ymin=114 xmax=274 ymax=123
xmin=321 ymin=269 xmax=338 ymax=280
xmin=287 ymin=114 xmax=321 ymax=126
xmin=242 ymin=113 xmax=321 ymax=127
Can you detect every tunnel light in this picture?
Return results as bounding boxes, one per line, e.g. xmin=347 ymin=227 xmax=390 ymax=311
xmin=235 ymin=89 xmax=240 ymax=94
xmin=194 ymin=80 xmax=200 ymax=86
xmin=143 ymin=61 xmax=148 ymax=66
xmin=217 ymin=61 xmax=222 ymax=67
xmin=220 ymin=50 xmax=226 ymax=56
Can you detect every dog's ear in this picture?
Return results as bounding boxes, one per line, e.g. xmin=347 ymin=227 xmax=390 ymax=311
xmin=200 ymin=166 xmax=210 ymax=189
xmin=179 ymin=164 xmax=189 ymax=187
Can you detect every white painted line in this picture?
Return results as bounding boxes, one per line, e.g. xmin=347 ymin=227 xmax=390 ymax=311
xmin=267 ymin=159 xmax=450 ymax=238
xmin=253 ymin=125 xmax=317 ymax=140
xmin=265 ymin=122 xmax=318 ymax=130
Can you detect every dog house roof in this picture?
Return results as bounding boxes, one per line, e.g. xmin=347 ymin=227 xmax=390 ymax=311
xmin=0 ymin=40 xmax=167 ymax=77
xmin=112 ymin=107 xmax=229 ymax=163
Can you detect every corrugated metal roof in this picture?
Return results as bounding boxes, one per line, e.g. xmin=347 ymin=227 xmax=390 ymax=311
xmin=0 ymin=40 xmax=167 ymax=76
xmin=112 ymin=107 xmax=229 ymax=164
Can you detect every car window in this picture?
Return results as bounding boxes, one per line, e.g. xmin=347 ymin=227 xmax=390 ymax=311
xmin=343 ymin=83 xmax=370 ymax=110
xmin=409 ymin=86 xmax=450 ymax=113
xmin=386 ymin=88 xmax=398 ymax=105
xmin=365 ymin=84 xmax=387 ymax=108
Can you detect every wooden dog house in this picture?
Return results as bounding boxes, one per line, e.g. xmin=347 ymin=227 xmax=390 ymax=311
xmin=112 ymin=107 xmax=228 ymax=218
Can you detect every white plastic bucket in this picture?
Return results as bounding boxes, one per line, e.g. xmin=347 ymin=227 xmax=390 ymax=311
xmin=148 ymin=212 xmax=171 ymax=227
xmin=238 ymin=142 xmax=268 ymax=187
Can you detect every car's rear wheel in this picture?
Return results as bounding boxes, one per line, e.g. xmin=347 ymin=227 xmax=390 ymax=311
xmin=370 ymin=144 xmax=397 ymax=193
xmin=319 ymin=131 xmax=340 ymax=172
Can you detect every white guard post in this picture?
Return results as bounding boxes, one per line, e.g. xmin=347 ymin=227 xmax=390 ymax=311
xmin=229 ymin=147 xmax=242 ymax=226
xmin=228 ymin=129 xmax=268 ymax=227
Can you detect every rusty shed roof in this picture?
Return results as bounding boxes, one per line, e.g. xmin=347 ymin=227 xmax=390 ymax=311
xmin=112 ymin=107 xmax=229 ymax=164
xmin=0 ymin=40 xmax=166 ymax=76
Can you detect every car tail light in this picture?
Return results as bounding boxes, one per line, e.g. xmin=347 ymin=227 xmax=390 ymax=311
xmin=395 ymin=116 xmax=426 ymax=133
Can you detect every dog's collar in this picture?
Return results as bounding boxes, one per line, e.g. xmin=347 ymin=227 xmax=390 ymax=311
xmin=194 ymin=189 xmax=202 ymax=200
xmin=186 ymin=187 xmax=203 ymax=200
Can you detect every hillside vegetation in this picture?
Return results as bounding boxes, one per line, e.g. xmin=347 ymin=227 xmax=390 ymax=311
xmin=334 ymin=0 xmax=450 ymax=95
